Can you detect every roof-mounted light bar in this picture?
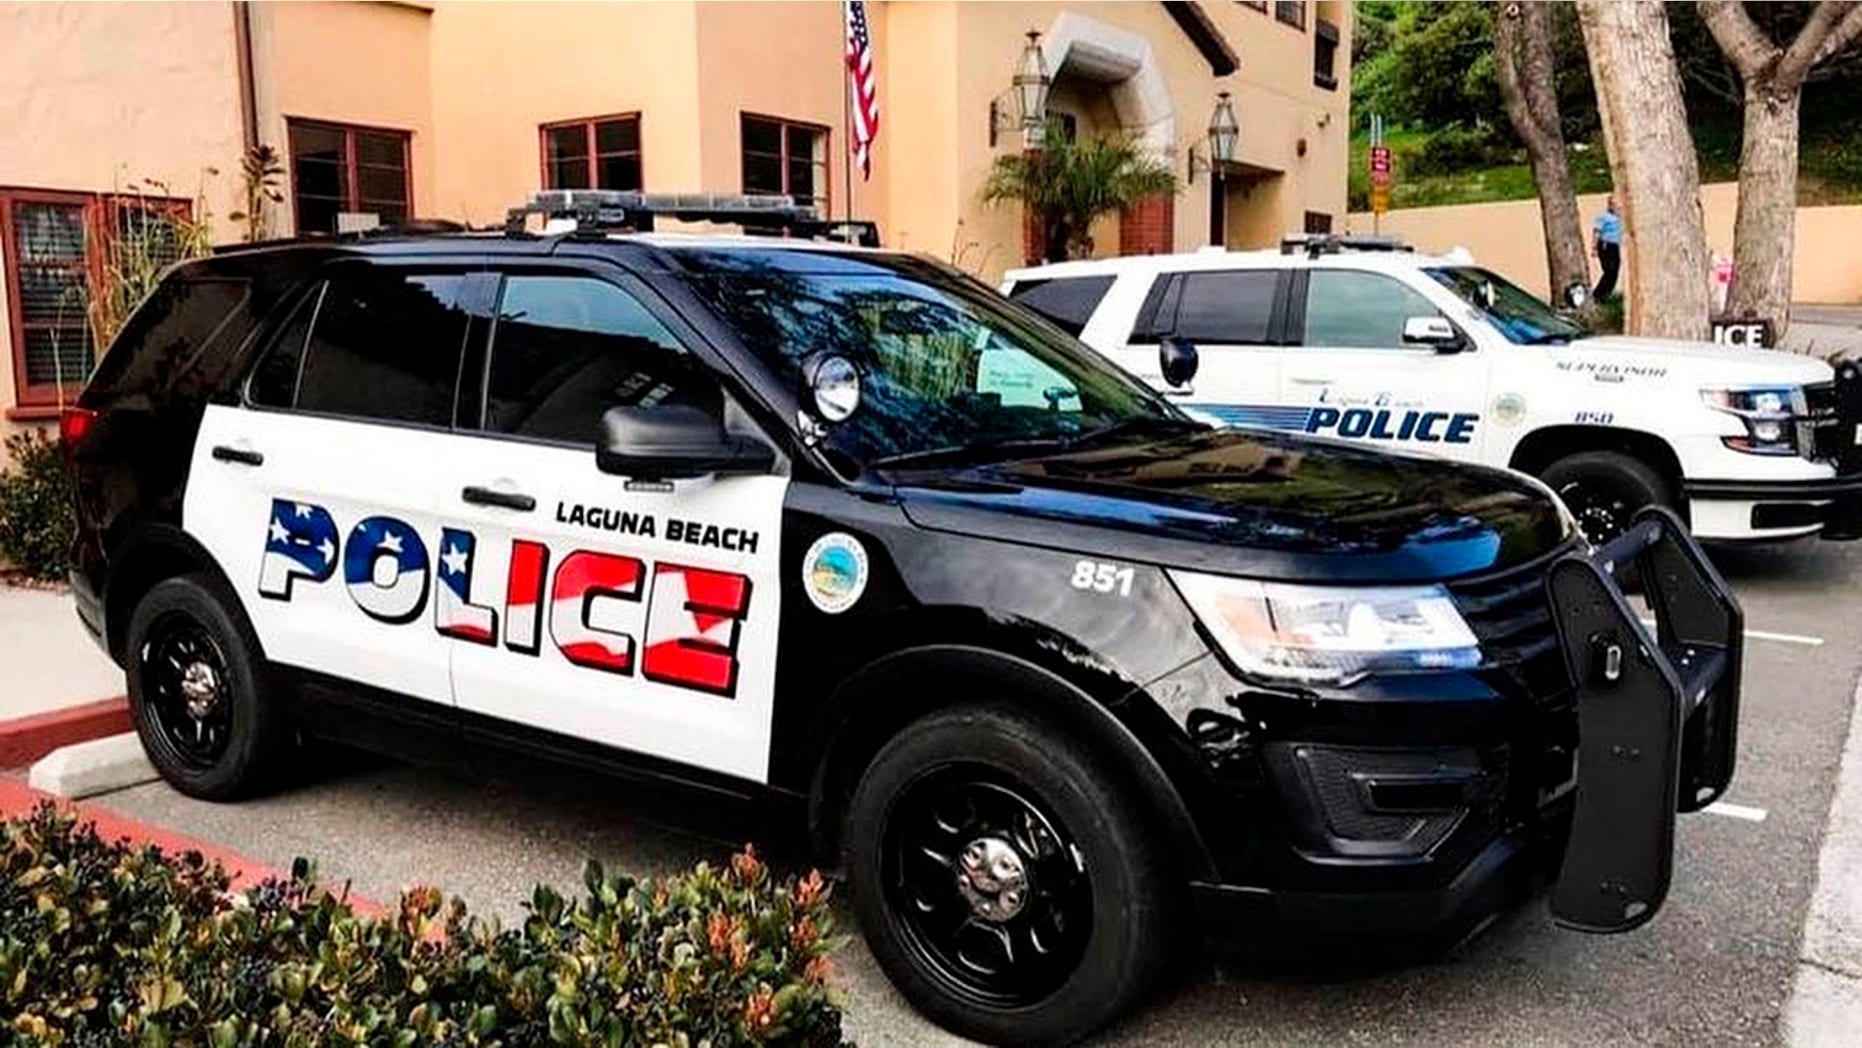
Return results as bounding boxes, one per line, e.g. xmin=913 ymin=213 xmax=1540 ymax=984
xmin=505 ymin=190 xmax=879 ymax=246
xmin=1279 ymin=232 xmax=1413 ymax=258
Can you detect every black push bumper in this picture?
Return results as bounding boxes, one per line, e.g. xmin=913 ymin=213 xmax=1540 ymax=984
xmin=1544 ymin=505 xmax=1741 ymax=932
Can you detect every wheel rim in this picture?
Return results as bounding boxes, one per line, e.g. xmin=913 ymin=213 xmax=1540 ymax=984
xmin=1557 ymin=478 xmax=1639 ymax=546
xmin=880 ymin=764 xmax=1093 ymax=1008
xmin=138 ymin=612 xmax=234 ymax=768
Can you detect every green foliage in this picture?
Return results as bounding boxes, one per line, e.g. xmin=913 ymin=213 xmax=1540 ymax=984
xmin=91 ymin=179 xmax=215 ymax=350
xmin=0 ymin=805 xmax=847 ymax=1046
xmin=229 ymin=144 xmax=287 ymax=244
xmin=981 ymin=126 xmax=1177 ymax=261
xmin=0 ymin=430 xmax=75 ymax=582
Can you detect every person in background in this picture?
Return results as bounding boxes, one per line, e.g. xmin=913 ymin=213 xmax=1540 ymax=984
xmin=1592 ymin=194 xmax=1622 ymax=301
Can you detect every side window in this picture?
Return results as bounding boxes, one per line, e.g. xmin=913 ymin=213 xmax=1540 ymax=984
xmin=1172 ymin=270 xmax=1279 ymax=344
xmin=483 ymin=275 xmax=716 ymax=445
xmin=85 ymin=277 xmax=251 ymax=398
xmin=1302 ymin=270 xmax=1444 ymax=349
xmin=1005 ymin=276 xmax=1114 ymax=337
xmin=249 ymin=269 xmax=479 ymax=427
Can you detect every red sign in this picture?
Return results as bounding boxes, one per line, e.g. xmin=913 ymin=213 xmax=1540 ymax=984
xmin=1369 ymin=145 xmax=1392 ymax=187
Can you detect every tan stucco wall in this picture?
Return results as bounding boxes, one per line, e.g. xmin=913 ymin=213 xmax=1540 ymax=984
xmin=935 ymin=1 xmax=1351 ymax=281
xmin=1346 ymin=182 xmax=1862 ymax=304
xmin=251 ymin=0 xmax=436 ymax=231
xmin=0 ymin=1 xmax=248 ymax=455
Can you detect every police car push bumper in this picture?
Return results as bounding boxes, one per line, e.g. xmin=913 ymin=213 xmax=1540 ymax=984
xmin=1544 ymin=506 xmax=1741 ymax=932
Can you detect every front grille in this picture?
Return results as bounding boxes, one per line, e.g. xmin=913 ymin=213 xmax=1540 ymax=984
xmin=1447 ymin=549 xmax=1580 ymax=812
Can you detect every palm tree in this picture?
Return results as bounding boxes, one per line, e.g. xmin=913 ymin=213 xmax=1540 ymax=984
xmin=982 ymin=126 xmax=1178 ymax=263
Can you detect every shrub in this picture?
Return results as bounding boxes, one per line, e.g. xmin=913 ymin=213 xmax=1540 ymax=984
xmin=0 ymin=430 xmax=76 ymax=582
xmin=0 ymin=805 xmax=847 ymax=1046
xmin=1406 ymin=125 xmax=1514 ymax=179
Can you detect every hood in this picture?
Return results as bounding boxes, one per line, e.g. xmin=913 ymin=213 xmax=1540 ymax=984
xmin=1567 ymin=335 xmax=1833 ymax=385
xmin=891 ymin=428 xmax=1572 ymax=583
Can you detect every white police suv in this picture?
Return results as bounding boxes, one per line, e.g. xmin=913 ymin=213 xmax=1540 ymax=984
xmin=65 ymin=195 xmax=1742 ymax=1045
xmin=1006 ymin=236 xmax=1862 ymax=546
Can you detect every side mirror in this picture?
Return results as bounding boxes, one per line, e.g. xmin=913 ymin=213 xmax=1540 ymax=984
xmin=1159 ymin=336 xmax=1200 ymax=386
xmin=596 ymin=405 xmax=775 ymax=481
xmin=1403 ymin=316 xmax=1467 ymax=353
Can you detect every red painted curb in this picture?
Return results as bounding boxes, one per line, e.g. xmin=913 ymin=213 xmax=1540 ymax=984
xmin=0 ymin=696 xmax=132 ymax=769
xmin=0 ymin=777 xmax=383 ymax=916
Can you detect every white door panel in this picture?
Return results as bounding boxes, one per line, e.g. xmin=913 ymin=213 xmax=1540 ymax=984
xmin=442 ymin=433 xmax=786 ymax=783
xmin=185 ymin=405 xmax=457 ymax=705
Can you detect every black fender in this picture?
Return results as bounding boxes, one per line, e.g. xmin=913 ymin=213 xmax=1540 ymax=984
xmin=806 ymin=643 xmax=1220 ymax=883
xmin=102 ymin=522 xmax=253 ymax=663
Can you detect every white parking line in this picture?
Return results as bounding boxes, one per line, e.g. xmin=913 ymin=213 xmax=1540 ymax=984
xmin=1639 ymin=619 xmax=1825 ymax=647
xmin=1704 ymin=801 xmax=1770 ymax=822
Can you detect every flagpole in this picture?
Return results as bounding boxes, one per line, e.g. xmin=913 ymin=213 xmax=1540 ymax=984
xmin=842 ymin=0 xmax=855 ymax=225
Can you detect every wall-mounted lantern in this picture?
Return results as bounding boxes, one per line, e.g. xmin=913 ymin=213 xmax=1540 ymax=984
xmin=990 ymin=30 xmax=1052 ymax=149
xmin=1189 ymin=91 xmax=1242 ymax=247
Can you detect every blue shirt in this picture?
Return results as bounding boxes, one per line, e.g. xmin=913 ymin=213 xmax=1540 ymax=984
xmin=1594 ymin=210 xmax=1622 ymax=245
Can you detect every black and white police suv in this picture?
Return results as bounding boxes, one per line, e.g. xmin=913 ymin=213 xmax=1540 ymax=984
xmin=1006 ymin=235 xmax=1862 ymax=548
xmin=66 ymin=193 xmax=1741 ymax=1045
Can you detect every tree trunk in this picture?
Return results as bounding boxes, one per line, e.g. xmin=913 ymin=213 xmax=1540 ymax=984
xmin=1725 ymin=83 xmax=1800 ymax=333
xmin=1495 ymin=1 xmax=1589 ymax=301
xmin=1578 ymin=1 xmax=1712 ymax=340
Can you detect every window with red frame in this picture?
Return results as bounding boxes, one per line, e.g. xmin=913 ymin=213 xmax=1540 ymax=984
xmin=287 ymin=119 xmax=411 ymax=235
xmin=740 ymin=115 xmax=828 ymax=212
xmin=0 ymin=190 xmax=192 ymax=408
xmin=541 ymin=115 xmax=643 ymax=192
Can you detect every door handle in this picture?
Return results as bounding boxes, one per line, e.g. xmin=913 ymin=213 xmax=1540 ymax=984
xmin=461 ymin=486 xmax=536 ymax=512
xmin=1288 ymin=376 xmax=1331 ymax=386
xmin=210 ymin=445 xmax=264 ymax=467
xmin=1161 ymin=387 xmax=1197 ymax=397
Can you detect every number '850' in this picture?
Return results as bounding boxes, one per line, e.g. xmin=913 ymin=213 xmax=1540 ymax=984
xmin=1070 ymin=560 xmax=1134 ymax=596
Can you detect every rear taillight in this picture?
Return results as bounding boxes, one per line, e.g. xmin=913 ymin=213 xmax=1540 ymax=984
xmin=59 ymin=406 xmax=97 ymax=450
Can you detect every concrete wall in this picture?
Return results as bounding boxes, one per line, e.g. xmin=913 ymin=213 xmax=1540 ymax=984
xmin=1346 ymin=182 xmax=1862 ymax=304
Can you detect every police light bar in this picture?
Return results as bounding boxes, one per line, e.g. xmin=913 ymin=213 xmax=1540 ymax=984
xmin=1280 ymin=232 xmax=1412 ymax=258
xmin=505 ymin=190 xmax=878 ymax=246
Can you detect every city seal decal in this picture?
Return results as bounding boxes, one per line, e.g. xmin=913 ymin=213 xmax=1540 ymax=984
xmin=803 ymin=532 xmax=868 ymax=614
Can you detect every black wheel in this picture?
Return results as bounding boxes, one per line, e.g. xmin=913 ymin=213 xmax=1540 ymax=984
xmin=126 ymin=574 xmax=291 ymax=800
xmin=1541 ymin=450 xmax=1674 ymax=547
xmin=846 ymin=704 xmax=1173 ymax=1046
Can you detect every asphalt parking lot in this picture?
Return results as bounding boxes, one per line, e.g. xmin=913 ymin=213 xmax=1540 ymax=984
xmin=97 ymin=537 xmax=1862 ymax=1047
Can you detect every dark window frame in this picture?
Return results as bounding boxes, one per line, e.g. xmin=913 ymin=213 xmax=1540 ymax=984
xmin=739 ymin=112 xmax=831 ymax=213
xmin=538 ymin=112 xmax=644 ymax=192
xmin=1275 ymin=1 xmax=1307 ymax=30
xmin=286 ymin=118 xmax=414 ymax=236
xmin=1314 ymin=16 xmax=1340 ymax=89
xmin=0 ymin=186 xmax=194 ymax=411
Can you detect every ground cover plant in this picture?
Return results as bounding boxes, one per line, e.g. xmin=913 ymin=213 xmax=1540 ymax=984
xmin=0 ymin=805 xmax=846 ymax=1046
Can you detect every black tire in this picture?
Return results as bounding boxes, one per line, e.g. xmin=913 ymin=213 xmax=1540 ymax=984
xmin=846 ymin=704 xmax=1173 ymax=1046
xmin=1540 ymin=450 xmax=1675 ymax=547
xmin=125 ymin=574 xmax=291 ymax=800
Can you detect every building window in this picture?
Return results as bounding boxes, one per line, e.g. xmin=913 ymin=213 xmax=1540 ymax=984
xmin=541 ymin=115 xmax=642 ymax=192
xmin=1275 ymin=1 xmax=1306 ymax=29
xmin=0 ymin=190 xmax=192 ymax=407
xmin=287 ymin=119 xmax=412 ymax=235
xmin=1314 ymin=13 xmax=1340 ymax=89
xmin=1304 ymin=211 xmax=1334 ymax=235
xmin=1238 ymin=1 xmax=1266 ymax=10
xmin=741 ymin=114 xmax=828 ymax=212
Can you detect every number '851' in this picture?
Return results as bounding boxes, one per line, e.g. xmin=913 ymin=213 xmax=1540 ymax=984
xmin=1070 ymin=560 xmax=1134 ymax=596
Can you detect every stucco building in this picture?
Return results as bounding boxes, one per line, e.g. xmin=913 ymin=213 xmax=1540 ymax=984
xmin=0 ymin=0 xmax=1350 ymax=442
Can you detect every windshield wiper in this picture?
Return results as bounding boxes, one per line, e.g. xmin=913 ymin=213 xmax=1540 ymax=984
xmin=1066 ymin=414 xmax=1206 ymax=446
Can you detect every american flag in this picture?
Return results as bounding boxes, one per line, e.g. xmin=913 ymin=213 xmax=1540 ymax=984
xmin=844 ymin=1 xmax=879 ymax=180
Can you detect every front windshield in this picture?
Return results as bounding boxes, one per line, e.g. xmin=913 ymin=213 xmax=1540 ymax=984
xmin=1424 ymin=266 xmax=1587 ymax=346
xmin=678 ymin=249 xmax=1188 ymax=467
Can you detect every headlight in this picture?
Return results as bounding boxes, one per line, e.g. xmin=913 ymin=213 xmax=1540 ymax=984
xmin=1170 ymin=572 xmax=1482 ymax=686
xmin=1702 ymin=386 xmax=1799 ymax=455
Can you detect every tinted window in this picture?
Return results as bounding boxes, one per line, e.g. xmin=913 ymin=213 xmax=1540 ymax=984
xmin=1006 ymin=276 xmax=1114 ymax=337
xmin=1302 ymin=270 xmax=1443 ymax=348
xmin=1173 ymin=270 xmax=1278 ymax=344
xmin=250 ymin=270 xmax=477 ymax=426
xmin=484 ymin=275 xmax=715 ymax=445
xmin=85 ymin=277 xmax=250 ymax=398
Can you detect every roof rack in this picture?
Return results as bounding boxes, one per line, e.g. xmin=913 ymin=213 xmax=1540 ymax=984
xmin=1279 ymin=232 xmax=1412 ymax=258
xmin=505 ymin=190 xmax=879 ymax=247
